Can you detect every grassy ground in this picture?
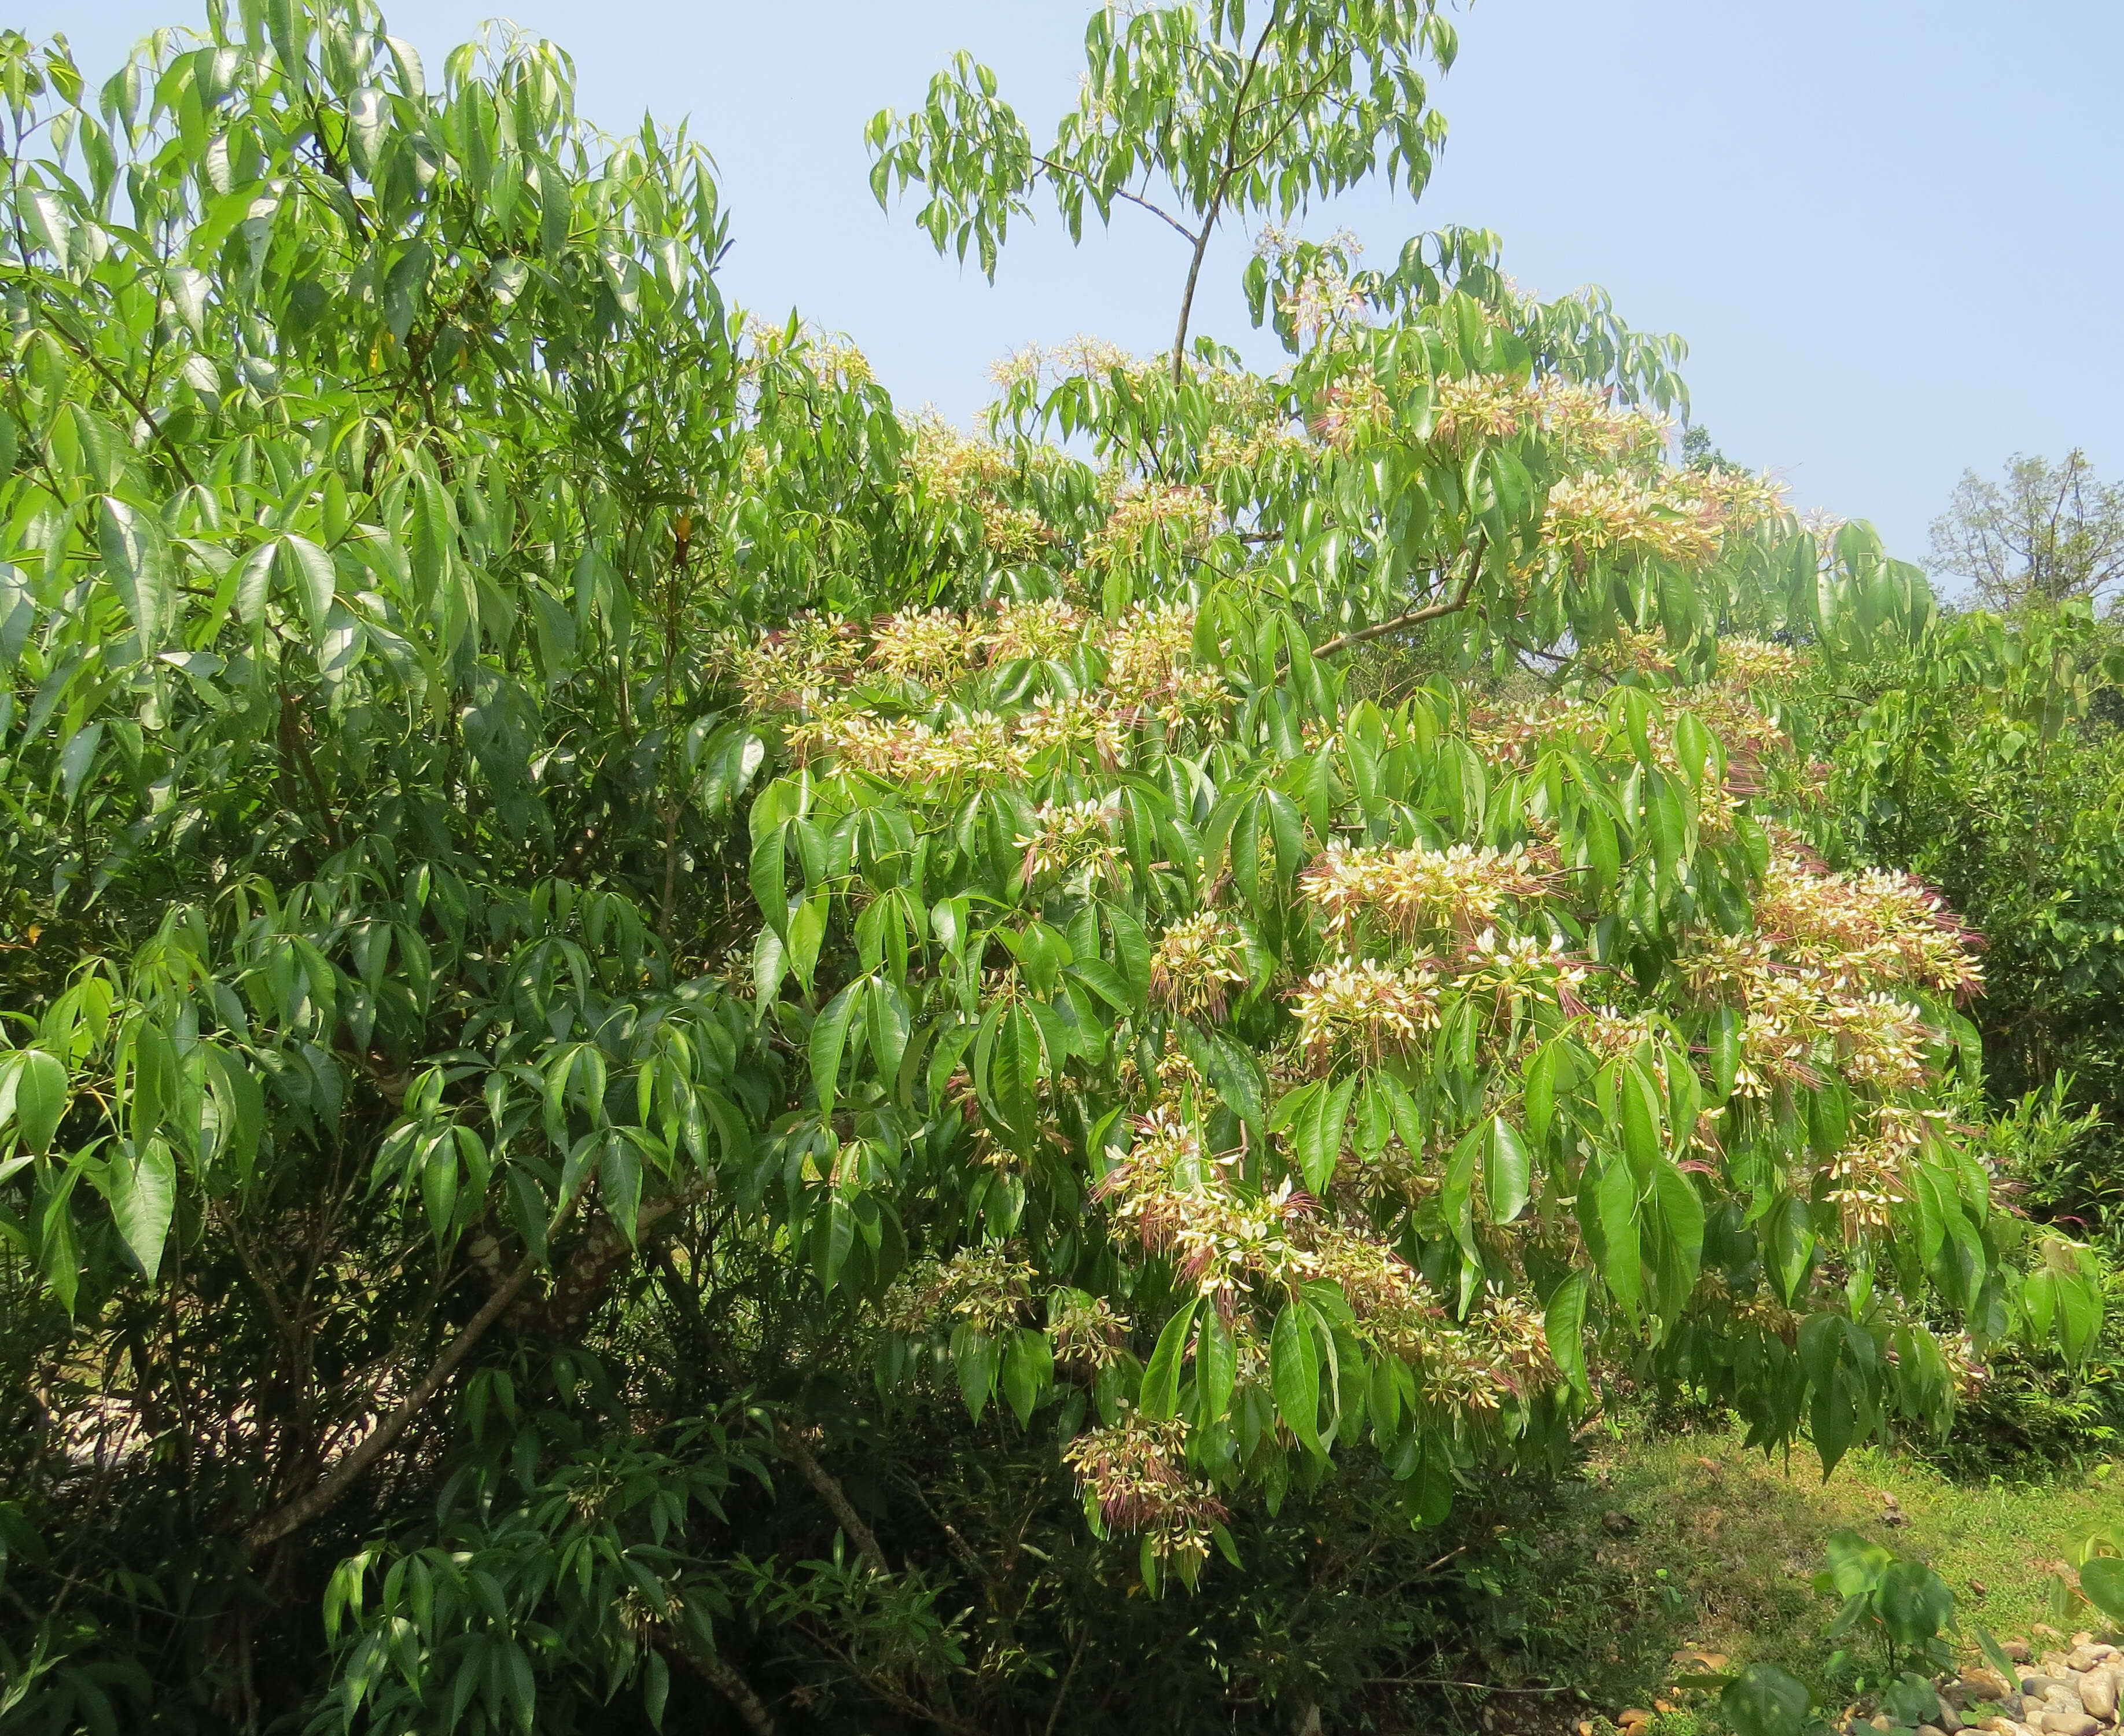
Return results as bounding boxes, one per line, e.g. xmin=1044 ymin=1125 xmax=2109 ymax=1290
xmin=1529 ymin=1414 xmax=2123 ymax=1734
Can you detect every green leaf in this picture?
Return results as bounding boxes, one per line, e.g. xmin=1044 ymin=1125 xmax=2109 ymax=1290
xmin=787 ymin=892 xmax=829 ymax=991
xmin=1141 ymin=1297 xmax=1199 ymax=1421
xmin=103 ymin=1137 xmax=176 ymax=1282
xmin=1197 ymin=1308 xmax=1237 ymax=1422
xmin=1544 ymin=1272 xmax=1590 ymax=1403
xmin=1271 ymin=1301 xmax=1323 ymax=1457
xmin=1619 ymin=1058 xmax=1663 ymax=1175
xmin=1295 ymin=1075 xmax=1354 ymax=1193
xmin=279 ymin=534 xmax=337 ymax=635
xmin=1974 ymin=1625 xmax=2022 ymax=1689
xmin=809 ymin=979 xmax=865 ymax=1120
xmin=2078 ymin=1556 xmax=2124 ymax=1623
xmin=98 ymin=496 xmax=174 ymax=652
xmin=1719 ymin=1663 xmax=1811 ymax=1736
xmin=643 ymin=1650 xmax=669 ymax=1731
xmin=1877 ymin=1558 xmax=1954 ymax=1649
xmin=1002 ymin=1327 xmax=1052 ymax=1426
xmin=1483 ymin=1115 xmax=1530 ymax=1224
xmin=1523 ymin=1039 xmax=1560 ymax=1146
xmin=599 ymin=1131 xmax=645 ymax=1244
xmin=1593 ymin=1157 xmax=1643 ymax=1317
xmin=2 ymin=1050 xmax=69 ymax=1153
xmin=1708 ymin=1005 xmax=1742 ymax=1102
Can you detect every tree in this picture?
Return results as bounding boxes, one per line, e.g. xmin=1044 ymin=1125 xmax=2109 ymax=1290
xmin=1927 ymin=450 xmax=2124 ymax=609
xmin=0 ymin=1 xmax=2105 ymax=1733
xmin=866 ymin=0 xmax=1460 ymax=382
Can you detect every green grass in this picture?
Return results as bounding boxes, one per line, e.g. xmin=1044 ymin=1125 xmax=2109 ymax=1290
xmin=1521 ymin=1414 xmax=2123 ymax=1734
xmin=1591 ymin=1421 xmax=2119 ymax=1670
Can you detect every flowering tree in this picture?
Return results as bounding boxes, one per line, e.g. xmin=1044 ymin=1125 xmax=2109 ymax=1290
xmin=0 ymin=0 xmax=2106 ymax=1730
xmin=728 ymin=516 xmax=2078 ymax=1590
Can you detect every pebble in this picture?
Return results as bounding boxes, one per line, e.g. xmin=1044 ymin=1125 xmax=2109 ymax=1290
xmin=2010 ymin=1642 xmax=2037 ymax=1663
xmin=2083 ymin=1672 xmax=2119 ymax=1723
xmin=2042 ymin=1715 xmax=2099 ymax=1736
xmin=1965 ymin=1669 xmax=2016 ymax=1701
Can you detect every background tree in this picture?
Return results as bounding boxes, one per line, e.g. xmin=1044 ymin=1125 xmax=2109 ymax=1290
xmin=1927 ymin=449 xmax=2124 ymax=610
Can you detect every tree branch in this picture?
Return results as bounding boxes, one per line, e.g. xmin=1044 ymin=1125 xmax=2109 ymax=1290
xmin=669 ymin=1640 xmax=778 ymax=1735
xmin=775 ymin=1420 xmax=891 ymax=1576
xmin=242 ymin=1248 xmax=542 ymax=1549
xmin=1033 ymin=155 xmax=1200 ymax=247
xmin=1314 ymin=564 xmax=1481 ymax=656
xmin=1172 ymin=16 xmax=1278 ymax=383
xmin=507 ymin=1185 xmax=702 ymax=1337
xmin=242 ymin=1179 xmax=690 ymax=1549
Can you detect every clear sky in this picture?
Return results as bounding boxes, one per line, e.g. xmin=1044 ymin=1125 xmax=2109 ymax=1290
xmin=18 ymin=0 xmax=2122 ymax=567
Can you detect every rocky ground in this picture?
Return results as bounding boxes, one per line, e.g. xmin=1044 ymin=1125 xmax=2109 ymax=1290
xmin=1938 ymin=1632 xmax=2122 ymax=1736
xmin=1577 ymin=1631 xmax=2122 ymax=1736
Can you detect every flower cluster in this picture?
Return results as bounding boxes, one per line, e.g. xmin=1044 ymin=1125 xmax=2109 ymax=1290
xmin=1199 ymin=417 xmax=1315 ymax=480
xmin=1429 ymin=373 xmax=1538 ymax=446
xmin=987 ymin=598 xmax=1088 ymax=663
xmin=1415 ymin=1297 xmax=1557 ymax=1418
xmin=1280 ymin=251 xmax=1371 ymax=344
xmin=1301 ymin=841 xmax=1558 ymax=943
xmin=1288 ymin=956 xmax=1442 ymax=1068
xmin=796 ymin=709 xmax=1024 ymax=783
xmin=1464 ymin=694 xmax=1612 ymax=767
xmin=1825 ymin=991 xmax=1933 ymax=1091
xmin=1681 ymin=467 xmax=1790 ymax=533
xmin=1452 ymin=929 xmax=1593 ymax=1028
xmin=1062 ymin=1412 xmax=1228 ymax=1566
xmin=1018 ymin=797 xmax=1121 ymax=886
xmin=1751 ymin=857 xmax=1984 ymax=999
xmin=1148 ymin=913 xmax=1250 ymax=1022
xmin=868 ymin=607 xmax=983 ymax=683
xmin=727 ymin=612 xmax=864 ymax=713
xmin=981 ymin=503 xmax=1053 ymax=562
xmin=1312 ymin=1229 xmax=1442 ymax=1356
xmin=1536 ymin=381 xmax=1670 ymax=466
xmin=1544 ymin=475 xmax=1722 ymax=569
xmin=1101 ymin=601 xmax=1225 ymax=719
xmin=1573 ymin=1005 xmax=1663 ymax=1061
xmin=903 ymin=416 xmax=1018 ymax=507
xmin=1095 ymin=1111 xmax=1320 ymax=1312
xmin=1311 ymin=372 xmax=1392 ymax=451
xmin=1048 ymin=1287 xmax=1131 ymax=1370
xmin=1711 ymin=636 xmax=1803 ymax=687
xmin=1088 ymin=486 xmax=1216 ymax=571
xmin=874 ymin=1243 xmax=1037 ymax=1336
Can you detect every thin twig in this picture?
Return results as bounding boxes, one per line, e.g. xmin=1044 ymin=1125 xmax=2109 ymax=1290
xmin=1365 ymin=1678 xmax=1573 ymax=1695
xmin=1033 ymin=155 xmax=1200 ymax=247
xmin=1043 ymin=1628 xmax=1090 ymax=1736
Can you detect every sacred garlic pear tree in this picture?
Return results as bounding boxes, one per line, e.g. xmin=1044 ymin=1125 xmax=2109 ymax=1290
xmin=0 ymin=0 xmax=2105 ymax=1730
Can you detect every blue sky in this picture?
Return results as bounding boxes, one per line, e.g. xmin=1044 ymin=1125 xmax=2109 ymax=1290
xmin=21 ymin=0 xmax=2122 ymax=568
